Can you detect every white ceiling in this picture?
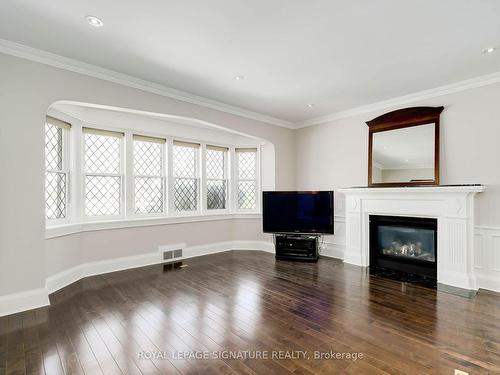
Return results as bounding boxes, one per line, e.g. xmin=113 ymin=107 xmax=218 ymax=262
xmin=1 ymin=0 xmax=500 ymax=124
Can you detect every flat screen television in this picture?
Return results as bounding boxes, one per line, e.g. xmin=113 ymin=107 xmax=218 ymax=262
xmin=262 ymin=191 xmax=334 ymax=234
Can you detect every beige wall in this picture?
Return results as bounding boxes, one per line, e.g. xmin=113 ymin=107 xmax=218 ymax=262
xmin=0 ymin=52 xmax=295 ymax=297
xmin=45 ymin=218 xmax=269 ymax=278
xmin=295 ymin=82 xmax=500 ymax=227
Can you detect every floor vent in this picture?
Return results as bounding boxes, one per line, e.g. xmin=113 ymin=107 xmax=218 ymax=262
xmin=163 ymin=262 xmax=187 ymax=272
xmin=163 ymin=248 xmax=183 ymax=261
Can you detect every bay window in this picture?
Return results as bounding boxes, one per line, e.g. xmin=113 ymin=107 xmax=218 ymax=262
xmin=45 ymin=122 xmax=261 ymax=228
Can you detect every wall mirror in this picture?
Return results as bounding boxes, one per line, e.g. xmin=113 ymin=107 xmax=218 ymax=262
xmin=367 ymin=106 xmax=443 ymax=187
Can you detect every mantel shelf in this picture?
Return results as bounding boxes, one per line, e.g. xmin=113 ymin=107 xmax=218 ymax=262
xmin=339 ymin=185 xmax=485 ymax=194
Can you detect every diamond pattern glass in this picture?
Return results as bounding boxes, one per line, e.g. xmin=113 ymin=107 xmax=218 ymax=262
xmin=85 ymin=175 xmax=121 ymax=216
xmin=207 ymin=180 xmax=226 ymax=210
xmin=45 ymin=172 xmax=66 ymax=219
xmin=238 ymin=180 xmax=256 ymax=209
xmin=174 ymin=178 xmax=198 ymax=211
xmin=237 ymin=151 xmax=256 ymax=180
xmin=84 ymin=132 xmax=121 ymax=216
xmin=173 ymin=144 xmax=198 ymax=211
xmin=237 ymin=150 xmax=257 ymax=209
xmin=134 ymin=140 xmax=162 ymax=176
xmin=45 ymin=122 xmax=66 ymax=219
xmin=45 ymin=123 xmax=63 ymax=170
xmin=206 ymin=149 xmax=225 ymax=179
xmin=134 ymin=139 xmax=164 ymax=214
xmin=206 ymin=148 xmax=227 ymax=210
xmin=135 ymin=177 xmax=163 ymax=214
xmin=173 ymin=144 xmax=197 ymax=178
xmin=84 ymin=133 xmax=121 ymax=174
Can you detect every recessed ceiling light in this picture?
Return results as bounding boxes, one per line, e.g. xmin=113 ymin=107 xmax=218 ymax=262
xmin=86 ymin=15 xmax=104 ymax=27
xmin=234 ymin=75 xmax=244 ymax=80
xmin=306 ymin=104 xmax=314 ymax=108
xmin=483 ymin=46 xmax=496 ymax=54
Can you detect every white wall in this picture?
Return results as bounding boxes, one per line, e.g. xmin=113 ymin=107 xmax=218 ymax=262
xmin=0 ymin=52 xmax=295 ymax=305
xmin=295 ymin=82 xmax=500 ymax=291
xmin=295 ymin=82 xmax=500 ymax=225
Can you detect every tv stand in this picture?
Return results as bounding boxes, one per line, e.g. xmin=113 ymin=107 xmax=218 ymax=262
xmin=274 ymin=234 xmax=319 ymax=262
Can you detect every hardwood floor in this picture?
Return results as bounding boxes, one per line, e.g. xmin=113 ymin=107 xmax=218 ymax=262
xmin=1 ymin=251 xmax=499 ymax=375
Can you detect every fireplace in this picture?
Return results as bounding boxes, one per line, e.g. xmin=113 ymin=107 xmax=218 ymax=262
xmin=369 ymin=215 xmax=437 ymax=286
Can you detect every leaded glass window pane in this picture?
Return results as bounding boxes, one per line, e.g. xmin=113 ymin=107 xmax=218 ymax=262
xmin=236 ymin=149 xmax=257 ymax=210
xmin=134 ymin=138 xmax=164 ymax=214
xmin=173 ymin=142 xmax=199 ymax=211
xmin=84 ymin=130 xmax=122 ymax=217
xmin=206 ymin=147 xmax=227 ymax=210
xmin=45 ymin=121 xmax=67 ymax=219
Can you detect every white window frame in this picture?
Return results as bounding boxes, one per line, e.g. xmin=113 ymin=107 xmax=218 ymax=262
xmin=132 ymin=134 xmax=167 ymax=216
xmin=235 ymin=147 xmax=260 ymax=213
xmin=172 ymin=140 xmax=201 ymax=214
xmin=204 ymin=144 xmax=229 ymax=213
xmin=81 ymin=127 xmax=125 ymax=221
xmin=45 ymin=116 xmax=71 ymax=224
xmin=45 ymin=121 xmax=263 ymax=237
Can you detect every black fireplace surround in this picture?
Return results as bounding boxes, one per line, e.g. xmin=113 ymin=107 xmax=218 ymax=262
xmin=369 ymin=215 xmax=437 ymax=284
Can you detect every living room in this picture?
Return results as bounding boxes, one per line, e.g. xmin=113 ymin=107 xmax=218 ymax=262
xmin=1 ymin=1 xmax=499 ymax=374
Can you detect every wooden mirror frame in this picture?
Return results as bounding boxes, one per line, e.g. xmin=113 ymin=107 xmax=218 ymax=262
xmin=367 ymin=106 xmax=444 ymax=187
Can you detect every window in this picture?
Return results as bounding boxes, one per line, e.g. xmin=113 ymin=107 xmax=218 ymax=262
xmin=45 ymin=116 xmax=70 ymax=220
xmin=45 ymin=119 xmax=262 ymax=231
xmin=173 ymin=141 xmax=200 ymax=212
xmin=206 ymin=145 xmax=228 ymax=210
xmin=83 ymin=128 xmax=123 ymax=217
xmin=236 ymin=148 xmax=257 ymax=210
xmin=133 ymin=135 xmax=165 ymax=214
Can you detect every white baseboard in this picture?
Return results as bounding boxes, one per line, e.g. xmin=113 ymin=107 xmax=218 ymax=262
xmin=0 ymin=287 xmax=50 ymax=317
xmin=474 ymin=226 xmax=500 ymax=293
xmin=45 ymin=265 xmax=84 ymax=295
xmin=8 ymin=232 xmax=498 ymax=318
xmin=2 ymin=240 xmax=273 ymax=317
xmin=182 ymin=241 xmax=234 ymax=259
xmin=84 ymin=252 xmax=162 ymax=278
xmin=45 ymin=252 xmax=162 ymax=294
xmin=46 ymin=240 xmax=274 ymax=299
xmin=319 ymin=242 xmax=345 ymax=259
xmin=476 ymin=273 xmax=500 ymax=293
xmin=232 ymin=240 xmax=275 ymax=253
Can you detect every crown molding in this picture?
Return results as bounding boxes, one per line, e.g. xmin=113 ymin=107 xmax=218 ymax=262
xmin=294 ymin=70 xmax=500 ymax=128
xmin=2 ymin=39 xmax=500 ymax=130
xmin=0 ymin=39 xmax=294 ymax=129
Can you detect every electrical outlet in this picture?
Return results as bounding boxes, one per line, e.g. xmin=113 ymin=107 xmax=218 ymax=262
xmin=454 ymin=370 xmax=469 ymax=375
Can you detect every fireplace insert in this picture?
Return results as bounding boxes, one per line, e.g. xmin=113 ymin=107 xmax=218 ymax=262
xmin=369 ymin=215 xmax=437 ymax=285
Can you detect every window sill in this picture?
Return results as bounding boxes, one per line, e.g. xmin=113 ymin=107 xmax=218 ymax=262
xmin=46 ymin=212 xmax=262 ymax=239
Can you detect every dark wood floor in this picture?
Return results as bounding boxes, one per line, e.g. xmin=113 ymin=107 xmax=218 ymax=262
xmin=1 ymin=251 xmax=499 ymax=375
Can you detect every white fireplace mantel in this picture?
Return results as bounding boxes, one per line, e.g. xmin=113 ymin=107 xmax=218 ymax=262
xmin=338 ymin=185 xmax=485 ymax=292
